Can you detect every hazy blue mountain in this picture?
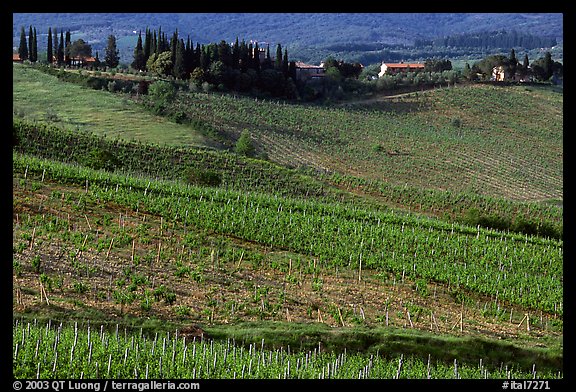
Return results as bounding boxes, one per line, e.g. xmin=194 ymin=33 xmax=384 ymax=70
xmin=12 ymin=13 xmax=563 ymax=64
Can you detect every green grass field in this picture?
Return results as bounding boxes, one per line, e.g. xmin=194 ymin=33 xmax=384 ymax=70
xmin=12 ymin=63 xmax=207 ymax=147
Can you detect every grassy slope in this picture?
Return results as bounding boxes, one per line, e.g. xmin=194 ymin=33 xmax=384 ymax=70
xmin=12 ymin=63 xmax=207 ymax=147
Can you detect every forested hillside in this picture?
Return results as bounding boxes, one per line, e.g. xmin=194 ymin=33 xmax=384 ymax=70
xmin=12 ymin=13 xmax=563 ymax=64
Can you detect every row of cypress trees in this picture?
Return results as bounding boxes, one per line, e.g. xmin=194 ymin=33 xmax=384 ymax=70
xmin=132 ymin=27 xmax=292 ymax=80
xmin=17 ymin=25 xmax=120 ymax=68
xmin=17 ymin=26 xmax=37 ymax=62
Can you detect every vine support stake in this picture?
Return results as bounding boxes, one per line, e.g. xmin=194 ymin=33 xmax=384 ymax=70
xmin=84 ymin=214 xmax=92 ymax=231
xmin=106 ymin=238 xmax=114 ymax=259
xmin=29 ymin=227 xmax=36 ymax=251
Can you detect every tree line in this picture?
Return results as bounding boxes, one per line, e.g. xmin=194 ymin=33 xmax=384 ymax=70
xmin=132 ymin=27 xmax=298 ymax=97
xmin=463 ymin=49 xmax=563 ymax=82
xmin=415 ymin=30 xmax=557 ymax=50
xmin=17 ymin=24 xmax=120 ymax=68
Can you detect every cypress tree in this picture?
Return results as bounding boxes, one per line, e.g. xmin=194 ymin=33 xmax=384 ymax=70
xmin=184 ymin=36 xmax=193 ymax=75
xmin=47 ymin=27 xmax=53 ymax=64
xmin=232 ymin=37 xmax=240 ymax=69
xmin=253 ymin=42 xmax=260 ymax=72
xmin=217 ymin=40 xmax=231 ymax=67
xmin=282 ymin=48 xmax=289 ymax=77
xmin=200 ymin=44 xmax=209 ymax=70
xmin=170 ymin=30 xmax=178 ymax=66
xmin=509 ymin=48 xmax=517 ymax=78
xmin=57 ymin=31 xmax=65 ymax=65
xmin=259 ymin=44 xmax=271 ymax=69
xmin=194 ymin=42 xmax=201 ymax=71
xmin=28 ymin=26 xmax=33 ymax=62
xmin=173 ymin=38 xmax=185 ymax=79
xmin=240 ymin=40 xmax=249 ymax=72
xmin=32 ymin=27 xmax=38 ymax=62
xmin=151 ymin=30 xmax=157 ymax=56
xmin=53 ymin=28 xmax=58 ymax=64
xmin=18 ymin=26 xmax=28 ymax=61
xmin=104 ymin=34 xmax=120 ymax=68
xmin=247 ymin=42 xmax=253 ymax=70
xmin=65 ymin=30 xmax=71 ymax=65
xmin=157 ymin=27 xmax=163 ymax=53
xmin=132 ymin=30 xmax=145 ymax=71
xmin=143 ymin=27 xmax=151 ymax=65
xmin=275 ymin=44 xmax=282 ymax=70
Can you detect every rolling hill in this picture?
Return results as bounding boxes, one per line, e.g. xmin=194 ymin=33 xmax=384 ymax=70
xmin=11 ymin=23 xmax=563 ymax=378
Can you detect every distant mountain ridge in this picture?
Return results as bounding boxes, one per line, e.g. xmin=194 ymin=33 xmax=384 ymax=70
xmin=13 ymin=13 xmax=563 ymax=45
xmin=12 ymin=13 xmax=563 ymax=64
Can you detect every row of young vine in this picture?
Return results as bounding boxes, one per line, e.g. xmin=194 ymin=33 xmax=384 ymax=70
xmin=13 ymin=320 xmax=562 ymax=379
xmin=13 ymin=152 xmax=563 ymax=316
xmin=13 ymin=118 xmax=562 ymax=239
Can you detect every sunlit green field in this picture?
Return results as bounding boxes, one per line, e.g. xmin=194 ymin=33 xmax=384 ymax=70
xmin=12 ymin=63 xmax=207 ymax=147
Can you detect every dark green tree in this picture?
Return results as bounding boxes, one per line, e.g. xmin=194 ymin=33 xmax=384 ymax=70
xmin=93 ymin=51 xmax=101 ymax=68
xmin=173 ymin=39 xmax=186 ymax=79
xmin=217 ymin=40 xmax=231 ymax=67
xmin=275 ymin=44 xmax=282 ymax=70
xmin=531 ymin=52 xmax=559 ymax=81
xmin=104 ymin=34 xmax=120 ymax=68
xmin=46 ymin=27 xmax=53 ymax=64
xmin=261 ymin=44 xmax=272 ymax=69
xmin=132 ymin=31 xmax=145 ymax=71
xmin=57 ymin=31 xmax=65 ymax=65
xmin=208 ymin=60 xmax=225 ymax=85
xmin=282 ymin=48 xmax=289 ymax=77
xmin=543 ymin=51 xmax=553 ymax=79
xmin=170 ymin=30 xmax=178 ymax=66
xmin=151 ymin=30 xmax=157 ymax=57
xmin=232 ymin=37 xmax=240 ymax=69
xmin=194 ymin=42 xmax=202 ymax=70
xmin=252 ymin=43 xmax=261 ymax=72
xmin=508 ymin=48 xmax=517 ymax=78
xmin=53 ymin=28 xmax=58 ymax=64
xmin=28 ymin=26 xmax=33 ymax=62
xmin=69 ymin=39 xmax=92 ymax=58
xmin=32 ymin=27 xmax=37 ymax=62
xmin=235 ymin=129 xmax=256 ymax=157
xmin=239 ymin=40 xmax=249 ymax=72
xmin=64 ymin=30 xmax=71 ymax=65
xmin=200 ymin=45 xmax=210 ymax=70
xmin=18 ymin=26 xmax=28 ymax=61
xmin=143 ymin=28 xmax=151 ymax=66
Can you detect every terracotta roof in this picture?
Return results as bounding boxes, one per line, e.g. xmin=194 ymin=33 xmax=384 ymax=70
xmin=383 ymin=63 xmax=424 ymax=68
xmin=12 ymin=53 xmax=22 ymax=61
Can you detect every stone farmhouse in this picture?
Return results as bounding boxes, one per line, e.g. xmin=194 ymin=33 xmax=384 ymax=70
xmin=294 ymin=61 xmax=325 ymax=81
